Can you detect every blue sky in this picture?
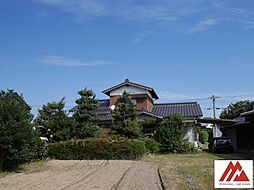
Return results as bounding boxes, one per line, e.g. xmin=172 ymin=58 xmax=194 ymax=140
xmin=1 ymin=0 xmax=254 ymax=117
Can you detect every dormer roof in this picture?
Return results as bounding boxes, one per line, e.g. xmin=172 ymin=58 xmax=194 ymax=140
xmin=102 ymin=79 xmax=159 ymax=100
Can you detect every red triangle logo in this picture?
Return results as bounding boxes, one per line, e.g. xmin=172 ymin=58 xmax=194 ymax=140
xmin=234 ymin=170 xmax=250 ymax=181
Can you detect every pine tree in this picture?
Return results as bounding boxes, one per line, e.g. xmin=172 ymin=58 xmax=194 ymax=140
xmin=0 ymin=90 xmax=45 ymax=171
xmin=73 ymin=88 xmax=100 ymax=138
xmin=34 ymin=98 xmax=75 ymax=142
xmin=112 ymin=91 xmax=141 ymax=138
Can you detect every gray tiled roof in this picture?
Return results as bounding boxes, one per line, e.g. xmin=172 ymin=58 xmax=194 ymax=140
xmin=151 ymin=102 xmax=203 ymax=118
xmin=97 ymin=111 xmax=112 ymax=121
xmin=70 ymin=99 xmax=110 ymax=112
xmin=97 ymin=99 xmax=110 ymax=110
xmin=70 ymin=100 xmax=203 ymax=121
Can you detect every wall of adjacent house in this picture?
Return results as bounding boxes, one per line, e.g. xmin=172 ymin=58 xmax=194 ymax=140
xmin=183 ymin=123 xmax=198 ymax=147
xmin=110 ymin=95 xmax=119 ymax=107
xmin=109 ymin=85 xmax=154 ymax=111
xmin=136 ymin=97 xmax=153 ymax=111
xmin=110 ymin=95 xmax=154 ymax=111
xmin=109 ymin=86 xmax=152 ymax=98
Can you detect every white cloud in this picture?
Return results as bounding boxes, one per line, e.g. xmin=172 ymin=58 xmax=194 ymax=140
xmin=121 ymin=6 xmax=179 ymax=22
xmin=36 ymin=0 xmax=105 ymax=16
xmin=214 ymin=6 xmax=254 ymax=29
xmin=38 ymin=55 xmax=115 ymax=67
xmin=238 ymin=19 xmax=254 ymax=29
xmin=189 ymin=18 xmax=218 ymax=32
xmin=34 ymin=0 xmax=203 ymax=22
xmin=34 ymin=0 xmax=254 ymax=31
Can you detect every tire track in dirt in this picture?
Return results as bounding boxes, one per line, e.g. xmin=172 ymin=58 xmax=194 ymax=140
xmin=110 ymin=162 xmax=135 ymax=190
xmin=23 ymin=160 xmax=82 ymax=189
xmin=0 ymin=160 xmax=163 ymax=190
xmin=70 ymin=160 xmax=134 ymax=190
xmin=0 ymin=160 xmax=80 ymax=189
xmin=116 ymin=161 xmax=163 ymax=190
xmin=59 ymin=160 xmax=108 ymax=190
xmin=28 ymin=160 xmax=107 ymax=190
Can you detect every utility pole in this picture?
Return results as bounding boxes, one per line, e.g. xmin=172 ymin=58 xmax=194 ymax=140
xmin=207 ymin=95 xmax=221 ymax=137
xmin=212 ymin=95 xmax=216 ymax=119
xmin=207 ymin=95 xmax=220 ymax=119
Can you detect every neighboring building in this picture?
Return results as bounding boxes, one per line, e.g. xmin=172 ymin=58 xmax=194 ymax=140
xmin=71 ymin=79 xmax=203 ymax=145
xmin=221 ymin=110 xmax=254 ymax=152
xmin=197 ymin=109 xmax=254 ymax=152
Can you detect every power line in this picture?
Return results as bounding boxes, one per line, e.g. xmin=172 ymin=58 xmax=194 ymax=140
xmin=188 ymin=94 xmax=254 ymax=101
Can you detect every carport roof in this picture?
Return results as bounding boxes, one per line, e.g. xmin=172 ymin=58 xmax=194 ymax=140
xmin=196 ymin=117 xmax=238 ymax=125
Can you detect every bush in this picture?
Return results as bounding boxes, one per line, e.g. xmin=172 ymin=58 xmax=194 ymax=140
xmin=199 ymin=129 xmax=209 ymax=144
xmin=175 ymin=141 xmax=198 ymax=153
xmin=48 ymin=137 xmax=146 ymax=160
xmin=155 ymin=114 xmax=198 ymax=153
xmin=140 ymin=137 xmax=160 ymax=153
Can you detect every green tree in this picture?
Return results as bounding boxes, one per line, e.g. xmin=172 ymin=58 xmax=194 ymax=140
xmin=73 ymin=88 xmax=100 ymax=138
xmin=141 ymin=118 xmax=161 ymax=135
xmin=112 ymin=91 xmax=141 ymax=138
xmin=155 ymin=114 xmax=187 ymax=152
xmin=34 ymin=98 xmax=75 ymax=142
xmin=0 ymin=90 xmax=45 ymax=171
xmin=220 ymin=100 xmax=253 ymax=119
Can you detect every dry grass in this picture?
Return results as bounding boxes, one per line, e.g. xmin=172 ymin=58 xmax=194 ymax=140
xmin=143 ymin=152 xmax=248 ymax=190
xmin=0 ymin=160 xmax=46 ymax=178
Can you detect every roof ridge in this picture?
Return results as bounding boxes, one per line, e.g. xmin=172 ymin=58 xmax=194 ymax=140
xmin=102 ymin=79 xmax=159 ymax=100
xmin=154 ymin=102 xmax=198 ymax=105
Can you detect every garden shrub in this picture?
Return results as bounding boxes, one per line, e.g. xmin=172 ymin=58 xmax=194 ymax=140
xmin=140 ymin=137 xmax=160 ymax=153
xmin=198 ymin=129 xmax=209 ymax=144
xmin=155 ymin=114 xmax=198 ymax=153
xmin=48 ymin=137 xmax=146 ymax=160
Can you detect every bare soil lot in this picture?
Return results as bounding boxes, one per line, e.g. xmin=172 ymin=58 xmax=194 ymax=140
xmin=0 ymin=160 xmax=163 ymax=190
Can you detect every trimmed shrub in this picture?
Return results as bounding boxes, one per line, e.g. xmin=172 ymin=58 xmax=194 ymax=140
xmin=48 ymin=138 xmax=146 ymax=160
xmin=140 ymin=137 xmax=160 ymax=153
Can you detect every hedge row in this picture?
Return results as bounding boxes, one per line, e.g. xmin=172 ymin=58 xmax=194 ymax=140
xmin=48 ymin=138 xmax=146 ymax=160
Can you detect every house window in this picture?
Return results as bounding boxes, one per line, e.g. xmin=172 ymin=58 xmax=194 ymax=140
xmin=131 ymin=99 xmax=137 ymax=105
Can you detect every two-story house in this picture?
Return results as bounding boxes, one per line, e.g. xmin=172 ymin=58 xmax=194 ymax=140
xmin=71 ymin=79 xmax=203 ymax=145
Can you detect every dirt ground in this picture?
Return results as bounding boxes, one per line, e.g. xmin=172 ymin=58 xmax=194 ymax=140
xmin=0 ymin=160 xmax=163 ymax=190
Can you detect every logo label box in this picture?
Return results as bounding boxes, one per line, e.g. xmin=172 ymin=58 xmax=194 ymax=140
xmin=214 ymin=160 xmax=253 ymax=189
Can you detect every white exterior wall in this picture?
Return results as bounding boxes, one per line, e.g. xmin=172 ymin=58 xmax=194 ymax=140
xmin=110 ymin=86 xmax=152 ymax=98
xmin=183 ymin=124 xmax=198 ymax=147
